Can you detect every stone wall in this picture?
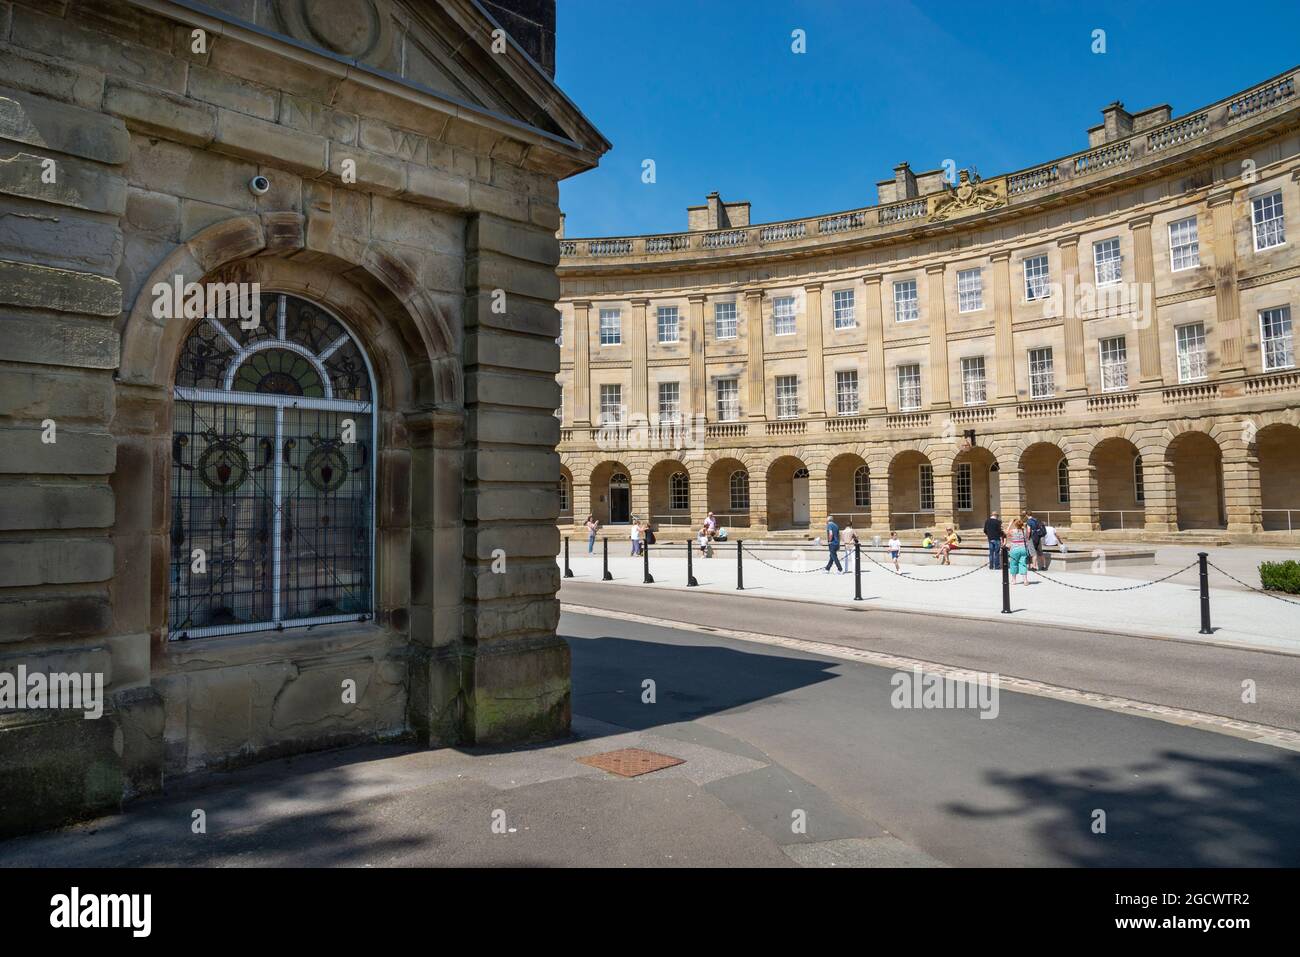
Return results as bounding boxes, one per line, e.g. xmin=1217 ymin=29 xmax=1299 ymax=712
xmin=0 ymin=0 xmax=606 ymax=836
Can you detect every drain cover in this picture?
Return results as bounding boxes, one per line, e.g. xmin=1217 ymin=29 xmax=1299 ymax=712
xmin=577 ymin=747 xmax=685 ymax=777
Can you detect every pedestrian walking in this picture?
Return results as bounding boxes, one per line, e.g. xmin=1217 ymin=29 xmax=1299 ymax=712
xmin=629 ymin=518 xmax=641 ymax=556
xmin=584 ymin=515 xmax=600 ymax=553
xmin=823 ymin=516 xmax=843 ymax=573
xmin=697 ymin=525 xmax=713 ymax=558
xmin=840 ymin=520 xmax=858 ymax=574
xmin=887 ymin=531 xmax=902 ymax=573
xmin=1007 ymin=519 xmax=1030 ymax=585
xmin=983 ymin=511 xmax=1003 ymax=569
xmin=1024 ymin=511 xmax=1041 ymax=571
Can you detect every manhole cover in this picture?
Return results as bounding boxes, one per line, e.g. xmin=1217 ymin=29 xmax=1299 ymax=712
xmin=577 ymin=747 xmax=685 ymax=777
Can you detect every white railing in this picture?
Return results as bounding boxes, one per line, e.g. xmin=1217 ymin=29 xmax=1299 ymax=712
xmin=651 ymin=513 xmax=694 ymax=527
xmin=1261 ymin=509 xmax=1300 ymax=532
xmin=890 ymin=511 xmax=936 ymax=531
xmin=710 ymin=512 xmax=751 ymax=529
xmin=1098 ymin=509 xmax=1146 ymax=530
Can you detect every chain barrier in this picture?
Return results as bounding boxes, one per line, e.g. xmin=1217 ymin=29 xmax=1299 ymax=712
xmin=861 ymin=549 xmax=987 ymax=581
xmin=1207 ymin=562 xmax=1300 ymax=606
xmin=740 ymin=544 xmax=827 ymax=573
xmin=1028 ymin=561 xmax=1199 ymax=593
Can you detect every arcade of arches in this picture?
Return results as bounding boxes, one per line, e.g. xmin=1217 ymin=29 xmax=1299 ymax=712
xmin=560 ymin=419 xmax=1300 ymax=539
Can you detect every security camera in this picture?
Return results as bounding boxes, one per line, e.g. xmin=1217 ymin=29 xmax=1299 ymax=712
xmin=249 ymin=175 xmax=271 ymax=195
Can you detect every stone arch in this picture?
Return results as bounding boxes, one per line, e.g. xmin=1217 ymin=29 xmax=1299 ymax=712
xmin=706 ymin=455 xmax=751 ymax=526
xmin=1256 ymin=423 xmax=1300 ymax=531
xmin=827 ymin=452 xmax=870 ymax=525
xmin=887 ymin=448 xmax=934 ymax=531
xmin=589 ymin=459 xmax=633 ymax=525
xmin=118 ymin=213 xmax=460 ymax=408
xmin=765 ymin=454 xmax=810 ymax=530
xmin=1019 ymin=440 xmax=1072 ymax=525
xmin=1165 ymin=430 xmax=1226 ymax=530
xmin=1090 ymin=437 xmax=1145 ymax=530
xmin=648 ymin=458 xmax=692 ymax=527
xmin=951 ymin=444 xmax=999 ymax=529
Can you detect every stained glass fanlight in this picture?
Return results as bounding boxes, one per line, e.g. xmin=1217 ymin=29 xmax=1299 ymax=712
xmin=169 ymin=293 xmax=375 ymax=639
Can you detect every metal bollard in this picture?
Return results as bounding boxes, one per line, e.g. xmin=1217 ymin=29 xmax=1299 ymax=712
xmin=643 ymin=539 xmax=654 ymax=584
xmin=736 ymin=539 xmax=744 ymax=590
xmin=1001 ymin=545 xmax=1011 ymax=614
xmin=1198 ymin=551 xmax=1212 ymax=634
xmin=853 ymin=540 xmax=863 ymax=601
xmin=686 ymin=539 xmax=698 ymax=587
xmin=563 ymin=536 xmax=573 ymax=578
xmin=602 ymin=536 xmax=612 ymax=581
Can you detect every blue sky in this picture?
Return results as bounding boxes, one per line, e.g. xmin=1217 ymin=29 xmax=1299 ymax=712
xmin=555 ymin=0 xmax=1300 ymax=238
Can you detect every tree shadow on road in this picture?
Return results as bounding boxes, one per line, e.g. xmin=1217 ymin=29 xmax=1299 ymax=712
xmin=946 ymin=748 xmax=1300 ymax=865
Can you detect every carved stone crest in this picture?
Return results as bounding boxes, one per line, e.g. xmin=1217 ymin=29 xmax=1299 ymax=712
xmin=273 ymin=0 xmax=393 ymax=65
xmin=928 ymin=171 xmax=1006 ymax=222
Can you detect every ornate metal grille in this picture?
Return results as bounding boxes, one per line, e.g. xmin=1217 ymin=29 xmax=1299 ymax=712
xmin=169 ymin=293 xmax=375 ymax=640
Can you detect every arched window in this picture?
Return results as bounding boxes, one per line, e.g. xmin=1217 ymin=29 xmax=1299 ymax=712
xmin=1134 ymin=455 xmax=1145 ymax=504
xmin=854 ymin=465 xmax=870 ymax=508
xmin=170 ymin=293 xmax=375 ymax=639
xmin=793 ymin=467 xmax=809 ymax=479
xmin=559 ymin=475 xmax=571 ymax=514
xmin=729 ymin=470 xmax=750 ymax=511
xmin=1057 ymin=457 xmax=1071 ymax=504
xmin=669 ymin=471 xmax=690 ymax=510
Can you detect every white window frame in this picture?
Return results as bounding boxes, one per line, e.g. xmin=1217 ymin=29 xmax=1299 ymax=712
xmin=773 ymin=296 xmax=797 ymax=336
xmin=657 ymin=380 xmax=681 ymax=425
xmin=897 ymin=364 xmax=922 ymax=411
xmin=1099 ymin=336 xmax=1129 ymax=392
xmin=853 ymin=465 xmax=870 ymax=509
xmin=1252 ymin=191 xmax=1286 ymax=251
xmin=1175 ymin=322 xmax=1208 ymax=383
xmin=1168 ymin=216 xmax=1200 ymax=271
xmin=1093 ymin=237 xmax=1123 ymax=287
xmin=955 ymin=462 xmax=973 ymax=512
xmin=656 ymin=305 xmax=680 ymax=344
xmin=957 ymin=267 xmax=983 ymax=313
xmin=1023 ymin=254 xmax=1051 ymax=301
xmin=599 ymin=383 xmax=623 ymax=425
xmin=599 ymin=308 xmax=622 ymax=346
xmin=669 ymin=471 xmax=690 ymax=511
xmin=919 ymin=464 xmax=935 ymax=512
xmin=960 ymin=356 xmax=986 ymax=406
xmin=832 ymin=289 xmax=857 ymax=329
xmin=729 ymin=470 xmax=750 ymax=511
xmin=1028 ymin=347 xmax=1055 ymax=399
xmin=715 ymin=377 xmax=740 ymax=422
xmin=1134 ymin=455 xmax=1145 ymax=504
xmin=835 ymin=369 xmax=859 ymax=416
xmin=714 ymin=300 xmax=738 ymax=340
xmin=893 ymin=279 xmax=919 ymax=323
xmin=1260 ymin=305 xmax=1295 ymax=371
xmin=1057 ymin=457 xmax=1071 ymax=505
xmin=775 ymin=374 xmax=800 ymax=419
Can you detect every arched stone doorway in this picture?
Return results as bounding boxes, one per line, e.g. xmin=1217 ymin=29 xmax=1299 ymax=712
xmin=1257 ymin=424 xmax=1300 ymax=531
xmin=1091 ymin=438 xmax=1145 ymax=531
xmin=952 ymin=446 xmax=997 ymax=530
xmin=766 ymin=456 xmax=810 ymax=530
xmin=888 ymin=450 xmax=934 ymax=531
xmin=648 ymin=459 xmax=692 ymax=528
xmin=827 ymin=453 xmax=870 ymax=526
xmin=707 ymin=457 xmax=750 ymax=528
xmin=1167 ymin=431 xmax=1225 ymax=530
xmin=590 ymin=460 xmax=632 ymax=525
xmin=1020 ymin=441 xmax=1072 ymax=526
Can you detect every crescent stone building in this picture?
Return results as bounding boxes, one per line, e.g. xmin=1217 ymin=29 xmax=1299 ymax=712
xmin=0 ymin=0 xmax=607 ymax=835
xmin=556 ymin=68 xmax=1300 ymax=545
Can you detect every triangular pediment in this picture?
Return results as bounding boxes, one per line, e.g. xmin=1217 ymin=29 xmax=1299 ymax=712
xmin=261 ymin=0 xmax=607 ymax=165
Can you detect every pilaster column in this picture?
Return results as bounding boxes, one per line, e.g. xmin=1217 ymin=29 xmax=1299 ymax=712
xmin=1069 ymin=464 xmax=1099 ymax=530
xmin=689 ymin=474 xmax=708 ymax=530
xmin=1129 ymin=215 xmax=1163 ymax=384
xmin=744 ymin=289 xmax=766 ymax=420
xmin=808 ymin=469 xmax=828 ymax=525
xmin=869 ymin=468 xmax=890 ymax=535
xmin=1208 ymin=187 xmax=1244 ymax=375
xmin=1141 ymin=458 xmax=1176 ymax=532
xmin=998 ymin=466 xmax=1024 ymax=520
xmin=862 ymin=274 xmax=886 ymax=411
xmin=991 ymin=252 xmax=1016 ymax=400
xmin=926 ymin=264 xmax=951 ymax=409
xmin=688 ymin=294 xmax=707 ymax=418
xmin=1223 ymin=452 xmax=1261 ymax=534
xmin=573 ymin=480 xmax=591 ymax=524
xmin=804 ymin=282 xmax=826 ymax=417
xmin=572 ymin=300 xmax=591 ymax=426
xmin=931 ymin=465 xmax=955 ymax=531
xmin=1058 ymin=236 xmax=1086 ymax=393
xmin=629 ymin=298 xmax=649 ymax=421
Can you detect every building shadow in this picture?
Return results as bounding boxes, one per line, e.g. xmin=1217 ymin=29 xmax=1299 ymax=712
xmin=946 ymin=748 xmax=1300 ymax=866
xmin=566 ymin=632 xmax=840 ymax=733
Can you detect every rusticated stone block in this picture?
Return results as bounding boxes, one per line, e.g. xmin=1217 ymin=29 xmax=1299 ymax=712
xmin=102 ymin=78 xmax=217 ymax=146
xmin=0 ymin=260 xmax=122 ymax=315
xmin=0 ymin=538 xmax=114 ymax=586
xmin=0 ymin=482 xmax=114 ymax=530
xmin=0 ymin=147 xmax=126 ymax=215
xmin=0 ymin=84 xmax=129 ymax=165
xmin=0 ymin=313 xmax=121 ymax=368
xmin=0 ymin=427 xmax=116 ymax=474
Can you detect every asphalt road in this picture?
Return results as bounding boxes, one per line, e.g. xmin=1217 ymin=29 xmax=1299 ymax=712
xmin=561 ymin=579 xmax=1300 ymax=731
xmin=563 ymin=606 xmax=1300 ymax=866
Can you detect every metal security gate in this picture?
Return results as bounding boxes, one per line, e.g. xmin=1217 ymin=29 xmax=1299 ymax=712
xmin=168 ymin=293 xmax=376 ymax=640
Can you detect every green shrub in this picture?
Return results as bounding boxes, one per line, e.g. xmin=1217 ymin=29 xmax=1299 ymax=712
xmin=1259 ymin=560 xmax=1300 ymax=594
